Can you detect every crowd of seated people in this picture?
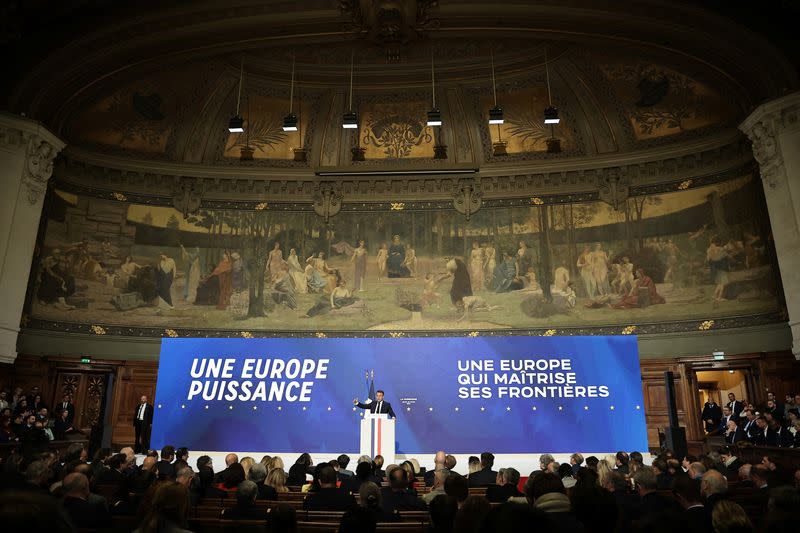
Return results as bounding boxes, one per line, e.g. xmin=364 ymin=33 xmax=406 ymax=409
xmin=1 ymin=440 xmax=799 ymax=533
xmin=1 ymin=385 xmax=80 ymax=445
xmin=702 ymin=391 xmax=800 ymax=447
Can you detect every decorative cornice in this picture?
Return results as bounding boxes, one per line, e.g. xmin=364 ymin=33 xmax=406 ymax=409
xmin=20 ymin=311 xmax=786 ymax=340
xmin=55 ymin=130 xmax=753 ymax=204
xmin=739 ymin=91 xmax=800 ymax=189
xmin=0 ymin=113 xmax=66 ymax=204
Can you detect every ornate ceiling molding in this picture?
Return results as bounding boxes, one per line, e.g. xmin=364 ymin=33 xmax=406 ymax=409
xmin=54 ymin=129 xmax=753 ymax=204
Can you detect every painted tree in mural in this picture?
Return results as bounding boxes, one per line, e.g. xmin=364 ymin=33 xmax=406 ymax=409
xmin=550 ymin=203 xmax=601 ymax=277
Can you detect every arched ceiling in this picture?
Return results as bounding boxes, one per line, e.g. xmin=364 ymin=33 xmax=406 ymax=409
xmin=3 ymin=0 xmax=797 ymax=168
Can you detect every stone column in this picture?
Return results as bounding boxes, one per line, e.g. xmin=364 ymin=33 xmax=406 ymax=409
xmin=0 ymin=113 xmax=65 ymax=364
xmin=740 ymin=92 xmax=800 ymax=358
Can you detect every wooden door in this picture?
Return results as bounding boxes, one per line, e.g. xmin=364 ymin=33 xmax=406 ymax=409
xmin=53 ymin=372 xmax=107 ymax=434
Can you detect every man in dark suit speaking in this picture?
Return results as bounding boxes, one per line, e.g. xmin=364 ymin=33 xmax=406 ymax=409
xmin=133 ymin=394 xmax=154 ymax=453
xmin=353 ymin=389 xmax=396 ymax=418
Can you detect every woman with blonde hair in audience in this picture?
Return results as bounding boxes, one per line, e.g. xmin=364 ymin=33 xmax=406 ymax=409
xmin=711 ymin=500 xmax=754 ymax=533
xmin=596 ymin=459 xmax=614 ymax=488
xmin=134 ymin=482 xmax=191 ymax=533
xmin=260 ymin=455 xmax=272 ymax=468
xmin=272 ymin=455 xmax=285 ymax=473
xmin=240 ymin=456 xmax=255 ymax=478
xmin=267 ymin=467 xmax=290 ymax=493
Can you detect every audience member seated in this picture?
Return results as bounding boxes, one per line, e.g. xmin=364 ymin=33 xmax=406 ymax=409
xmin=527 ymin=471 xmax=584 ymax=533
xmin=632 ymin=466 xmax=682 ymax=517
xmin=423 ymin=467 xmax=450 ymax=505
xmin=208 ymin=462 xmax=246 ymax=497
xmin=468 ymin=452 xmax=499 ymax=487
xmin=453 ymin=495 xmax=492 ymax=533
xmin=156 ymin=445 xmax=177 ymax=480
xmin=485 ymin=467 xmax=524 ymax=503
xmin=338 ymin=506 xmax=377 ymax=533
xmin=346 ymin=460 xmax=373 ymax=494
xmin=214 ymin=453 xmax=240 ymax=483
xmin=62 ymin=472 xmax=112 ymax=529
xmin=130 ymin=455 xmax=158 ymax=493
xmin=222 ymin=480 xmax=270 ymax=520
xmin=248 ymin=463 xmax=278 ymax=500
xmin=288 ymin=452 xmax=313 ymax=486
xmin=134 ymin=481 xmax=193 ymax=533
xmin=711 ymin=500 xmax=755 ymax=533
xmin=358 ymin=481 xmax=399 ymax=522
xmin=267 ymin=466 xmax=290 ymax=493
xmin=303 ymin=464 xmax=356 ymax=511
xmin=428 ymin=494 xmax=459 ymax=533
xmin=338 ymin=454 xmax=354 ymax=476
xmin=0 ymin=490 xmax=73 ymax=533
xmin=672 ymin=471 xmax=712 ymax=533
xmin=444 ymin=473 xmax=469 ymax=507
xmin=425 ymin=451 xmax=447 ymax=486
xmin=558 ymin=463 xmax=577 ymax=489
xmin=380 ymin=466 xmax=426 ymax=512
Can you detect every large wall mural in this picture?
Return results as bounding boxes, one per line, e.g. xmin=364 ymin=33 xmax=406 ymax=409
xmin=26 ymin=174 xmax=780 ymax=335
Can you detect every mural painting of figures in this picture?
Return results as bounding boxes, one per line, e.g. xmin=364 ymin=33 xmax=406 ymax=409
xmin=28 ymin=174 xmax=782 ymax=333
xmin=387 ymin=235 xmax=410 ymax=278
xmin=351 ymin=240 xmax=368 ymax=291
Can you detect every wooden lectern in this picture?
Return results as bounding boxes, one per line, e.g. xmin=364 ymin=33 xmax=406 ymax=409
xmin=360 ymin=413 xmax=395 ymax=464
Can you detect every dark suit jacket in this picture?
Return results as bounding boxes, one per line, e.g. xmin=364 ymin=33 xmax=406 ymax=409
xmin=685 ymin=505 xmax=712 ymax=533
xmin=356 ymin=400 xmax=396 ymax=418
xmin=725 ymin=428 xmax=748 ymax=444
xmin=727 ymin=400 xmax=744 ymax=418
xmin=63 ymin=496 xmax=112 ymax=528
xmin=256 ymin=482 xmax=278 ymax=501
xmin=741 ymin=418 xmax=758 ymax=439
xmin=640 ymin=491 xmax=682 ymax=517
xmin=380 ymin=487 xmax=426 ymax=512
xmin=303 ymin=487 xmax=356 ymax=511
xmin=223 ymin=502 xmax=270 ymax=520
xmin=485 ymin=483 xmax=524 ymax=503
xmin=701 ymin=403 xmax=722 ymax=432
xmin=56 ymin=401 xmax=75 ymax=422
xmin=133 ymin=403 xmax=153 ymax=426
xmin=468 ymin=467 xmax=499 ymax=487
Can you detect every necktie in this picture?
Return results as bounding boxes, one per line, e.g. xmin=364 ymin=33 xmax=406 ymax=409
xmin=377 ymin=401 xmax=382 ymax=414
xmin=139 ymin=404 xmax=145 ymax=420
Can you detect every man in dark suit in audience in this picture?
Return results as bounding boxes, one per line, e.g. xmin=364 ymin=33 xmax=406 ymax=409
xmin=633 ymin=466 xmax=682 ymax=517
xmin=214 ymin=453 xmax=240 ymax=483
xmin=380 ymin=466 xmax=426 ymax=512
xmin=741 ymin=409 xmax=758 ymax=440
xmin=673 ymin=473 xmax=711 ymax=533
xmin=751 ymin=416 xmax=769 ymax=445
xmin=156 ymin=445 xmax=176 ymax=480
xmin=133 ymin=394 xmax=153 ymax=453
xmin=485 ymin=468 xmax=524 ymax=503
xmin=303 ymin=465 xmax=356 ymax=511
xmin=718 ymin=446 xmax=742 ymax=479
xmin=718 ymin=406 xmax=736 ymax=434
xmin=726 ymin=392 xmax=744 ymax=419
xmin=750 ymin=465 xmax=771 ymax=510
xmin=468 ymin=452 xmax=499 ymax=487
xmin=723 ymin=419 xmax=748 ymax=444
xmin=701 ymin=398 xmax=722 ymax=434
xmin=62 ymin=472 xmax=112 ymax=529
xmin=615 ymin=452 xmax=630 ymax=475
xmin=224 ymin=480 xmax=270 ymax=520
xmin=425 ymin=451 xmax=446 ymax=486
xmin=700 ymin=470 xmax=729 ymax=511
xmin=57 ymin=394 xmax=75 ymax=425
xmin=129 ymin=455 xmax=157 ymax=493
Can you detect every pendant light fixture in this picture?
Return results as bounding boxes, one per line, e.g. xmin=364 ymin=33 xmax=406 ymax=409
xmin=543 ymin=47 xmax=560 ymax=125
xmin=282 ymin=54 xmax=298 ymax=132
xmin=228 ymin=59 xmax=245 ymax=132
xmin=426 ymin=49 xmax=442 ymax=126
xmin=342 ymin=51 xmax=358 ymax=129
xmin=488 ymin=50 xmax=504 ymax=124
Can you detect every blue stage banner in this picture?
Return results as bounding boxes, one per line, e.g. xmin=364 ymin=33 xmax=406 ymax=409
xmin=151 ymin=336 xmax=648 ymax=453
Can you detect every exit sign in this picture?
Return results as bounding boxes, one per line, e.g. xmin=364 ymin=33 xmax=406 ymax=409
xmin=80 ymin=357 xmax=91 ymax=364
